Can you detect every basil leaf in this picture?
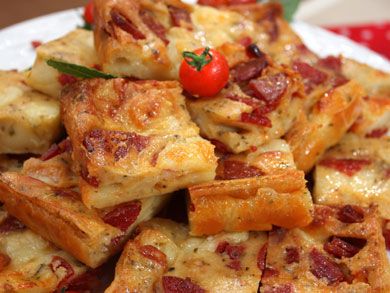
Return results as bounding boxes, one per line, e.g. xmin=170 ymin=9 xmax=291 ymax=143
xmin=47 ymin=59 xmax=116 ymax=79
xmin=278 ymin=0 xmax=300 ymax=22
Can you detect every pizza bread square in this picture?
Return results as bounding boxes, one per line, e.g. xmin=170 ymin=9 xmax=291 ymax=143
xmin=106 ymin=218 xmax=267 ymax=293
xmin=61 ymin=78 xmax=217 ymax=209
xmin=26 ymin=29 xmax=99 ymax=98
xmin=0 ymin=149 xmax=169 ymax=268
xmin=0 ymin=70 xmax=61 ymax=154
xmin=314 ymin=133 xmax=390 ymax=219
xmin=261 ymin=204 xmax=390 ymax=292
xmin=0 ymin=206 xmax=91 ymax=292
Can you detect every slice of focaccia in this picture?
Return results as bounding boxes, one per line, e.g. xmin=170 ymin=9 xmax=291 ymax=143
xmin=0 ymin=70 xmax=61 ymax=154
xmin=341 ymin=57 xmax=390 ymax=97
xmin=260 ymin=205 xmax=390 ymax=292
xmin=187 ymin=54 xmax=304 ymax=153
xmin=215 ymin=139 xmax=296 ymax=179
xmin=94 ymin=0 xmax=271 ymax=80
xmin=188 ymin=169 xmax=313 ymax=236
xmin=0 ymin=207 xmax=91 ymax=292
xmin=26 ymin=29 xmax=99 ymax=97
xmin=285 ymin=80 xmax=364 ymax=172
xmin=314 ymin=134 xmax=390 ymax=219
xmin=0 ymin=172 xmax=169 ymax=268
xmin=188 ymin=139 xmax=313 ymax=235
xmin=61 ymin=79 xmax=217 ymax=209
xmin=350 ymin=95 xmax=390 ymax=138
xmin=106 ymin=218 xmax=267 ymax=293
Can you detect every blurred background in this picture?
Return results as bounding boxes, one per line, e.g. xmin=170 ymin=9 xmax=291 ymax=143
xmin=1 ymin=0 xmax=389 ymax=58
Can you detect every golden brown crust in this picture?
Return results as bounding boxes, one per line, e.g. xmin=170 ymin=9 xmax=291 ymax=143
xmin=61 ymin=78 xmax=216 ymax=209
xmin=188 ymin=169 xmax=313 ymax=235
xmin=94 ymin=0 xmax=189 ymax=79
xmin=107 ymin=218 xmax=267 ymax=293
xmin=285 ymin=80 xmax=364 ymax=172
xmin=0 ymin=172 xmax=121 ymax=268
xmin=261 ymin=205 xmax=390 ymax=292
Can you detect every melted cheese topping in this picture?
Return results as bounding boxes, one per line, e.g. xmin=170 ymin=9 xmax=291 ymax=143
xmin=314 ymin=134 xmax=390 ymax=218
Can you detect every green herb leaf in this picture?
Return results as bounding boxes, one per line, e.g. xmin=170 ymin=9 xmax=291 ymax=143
xmin=47 ymin=59 xmax=116 ymax=79
xmin=278 ymin=0 xmax=300 ymax=22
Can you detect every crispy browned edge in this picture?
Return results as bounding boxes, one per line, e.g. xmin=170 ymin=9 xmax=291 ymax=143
xmin=0 ymin=172 xmax=121 ymax=268
xmin=188 ymin=169 xmax=313 ymax=236
xmin=286 ymin=80 xmax=364 ymax=172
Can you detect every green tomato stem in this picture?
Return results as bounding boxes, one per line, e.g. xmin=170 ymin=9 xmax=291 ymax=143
xmin=182 ymin=47 xmax=213 ymax=71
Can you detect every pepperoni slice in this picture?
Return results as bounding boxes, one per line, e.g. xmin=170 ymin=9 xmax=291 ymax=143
xmin=262 ymin=267 xmax=279 ymax=278
xmin=0 ymin=253 xmax=10 ymax=272
xmin=231 ymin=59 xmax=268 ymax=82
xmin=40 ymin=138 xmax=72 ymax=161
xmin=318 ymin=56 xmax=342 ymax=72
xmin=217 ymin=160 xmax=264 ymax=180
xmin=80 ymin=167 xmax=100 ymax=188
xmin=309 ymin=248 xmax=344 ymax=284
xmin=58 ymin=74 xmax=78 ymax=86
xmin=257 ymin=243 xmax=267 ymax=271
xmin=215 ymin=241 xmax=229 ymax=254
xmin=285 ymin=247 xmax=299 ymax=264
xmin=319 ymin=158 xmax=371 ymax=176
xmin=209 ymin=139 xmax=231 ymax=155
xmin=102 ymin=201 xmax=141 ymax=232
xmin=248 ymin=73 xmax=287 ymax=112
xmin=50 ymin=256 xmax=75 ymax=291
xmin=215 ymin=241 xmax=245 ymax=259
xmin=226 ymin=94 xmax=262 ymax=108
xmin=337 ymin=205 xmax=365 ymax=223
xmin=66 ymin=270 xmax=100 ymax=291
xmin=241 ymin=108 xmax=272 ymax=127
xmin=263 ymin=284 xmax=295 ymax=293
xmin=324 ymin=237 xmax=366 ymax=258
xmin=168 ymin=6 xmax=192 ymax=27
xmin=225 ymin=244 xmax=245 ymax=260
xmin=140 ymin=10 xmax=168 ymax=44
xmin=83 ymin=129 xmax=150 ymax=161
xmin=292 ymin=61 xmax=327 ymax=93
xmin=162 ymin=276 xmax=205 ymax=293
xmin=139 ymin=245 xmax=167 ymax=267
xmin=226 ymin=260 xmax=241 ymax=270
xmin=111 ymin=10 xmax=145 ymax=40
xmin=0 ymin=216 xmax=25 ymax=233
xmin=366 ymin=127 xmax=387 ymax=138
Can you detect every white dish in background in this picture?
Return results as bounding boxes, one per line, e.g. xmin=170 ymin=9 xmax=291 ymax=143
xmin=0 ymin=8 xmax=389 ymax=72
xmin=0 ymin=8 xmax=389 ymax=260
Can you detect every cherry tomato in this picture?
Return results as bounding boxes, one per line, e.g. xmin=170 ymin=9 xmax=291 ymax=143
xmin=84 ymin=1 xmax=94 ymax=24
xmin=179 ymin=47 xmax=229 ymax=98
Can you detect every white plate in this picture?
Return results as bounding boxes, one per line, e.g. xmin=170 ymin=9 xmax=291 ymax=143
xmin=0 ymin=8 xmax=389 ymax=72
xmin=0 ymin=8 xmax=389 ymax=260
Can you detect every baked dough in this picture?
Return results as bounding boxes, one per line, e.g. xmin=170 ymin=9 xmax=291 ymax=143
xmin=106 ymin=218 xmax=267 ymax=293
xmin=0 ymin=207 xmax=89 ymax=292
xmin=0 ymin=71 xmax=61 ymax=154
xmin=314 ymin=133 xmax=390 ymax=219
xmin=61 ymin=79 xmax=217 ymax=209
xmin=26 ymin=29 xmax=99 ymax=97
xmin=261 ymin=205 xmax=390 ymax=292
